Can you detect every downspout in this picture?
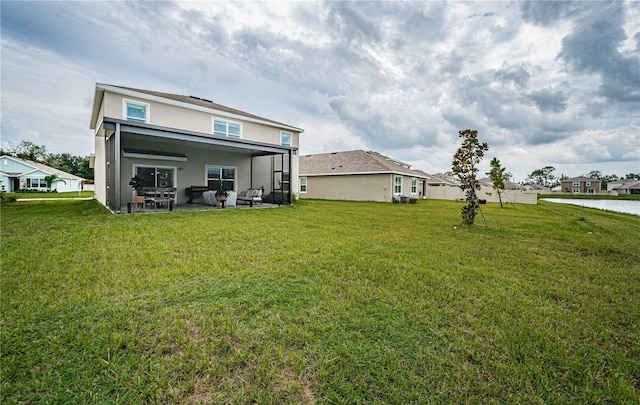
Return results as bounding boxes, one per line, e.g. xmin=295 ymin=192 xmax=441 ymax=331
xmin=115 ymin=122 xmax=121 ymax=213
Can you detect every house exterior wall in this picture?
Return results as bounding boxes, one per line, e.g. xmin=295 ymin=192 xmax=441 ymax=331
xmin=1 ymin=156 xmax=28 ymax=173
xmin=560 ymin=180 xmax=601 ymax=193
xmin=300 ymin=173 xmax=395 ymax=202
xmin=94 ymin=135 xmax=106 ymax=205
xmin=101 ymin=92 xmax=301 ymax=148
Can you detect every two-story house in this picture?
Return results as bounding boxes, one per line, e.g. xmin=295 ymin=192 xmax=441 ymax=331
xmin=90 ymin=84 xmax=303 ymax=213
xmin=560 ymin=176 xmax=602 ymax=194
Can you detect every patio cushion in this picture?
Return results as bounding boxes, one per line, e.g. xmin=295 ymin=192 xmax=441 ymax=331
xmin=202 ymin=190 xmax=216 ymax=206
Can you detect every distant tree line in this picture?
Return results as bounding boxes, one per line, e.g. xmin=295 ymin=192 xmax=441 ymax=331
xmin=1 ymin=140 xmax=94 ymax=181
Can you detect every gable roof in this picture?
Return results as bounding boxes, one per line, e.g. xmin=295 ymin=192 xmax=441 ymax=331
xmin=479 ymin=177 xmax=524 ymax=190
xmin=610 ymin=180 xmax=640 ymax=190
xmin=0 ymin=156 xmax=85 ymax=180
xmin=299 ymin=150 xmax=430 ymax=178
xmin=428 ymin=173 xmax=460 ymax=186
xmin=90 ymin=83 xmax=304 ymax=133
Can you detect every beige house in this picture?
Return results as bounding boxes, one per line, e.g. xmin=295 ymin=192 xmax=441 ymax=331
xmin=90 ymin=84 xmax=303 ymax=213
xmin=560 ymin=176 xmax=602 ymax=194
xmin=298 ymin=150 xmax=431 ymax=202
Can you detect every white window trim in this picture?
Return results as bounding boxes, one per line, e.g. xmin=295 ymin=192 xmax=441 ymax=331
xmin=212 ymin=118 xmax=243 ymax=139
xmin=572 ymin=181 xmax=580 ymax=186
xmin=123 ymin=99 xmax=150 ymax=123
xmin=205 ymin=165 xmax=237 ymax=192
xmin=280 ymin=132 xmax=292 ymax=146
xmin=299 ymin=177 xmax=307 ymax=193
xmin=572 ymin=188 xmax=580 ymax=193
xmin=394 ymin=175 xmax=403 ymax=195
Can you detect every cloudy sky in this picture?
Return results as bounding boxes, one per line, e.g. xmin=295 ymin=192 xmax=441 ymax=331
xmin=1 ymin=1 xmax=639 ymax=181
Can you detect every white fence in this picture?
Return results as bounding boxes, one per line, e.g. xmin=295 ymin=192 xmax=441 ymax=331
xmin=425 ymin=185 xmax=538 ymax=205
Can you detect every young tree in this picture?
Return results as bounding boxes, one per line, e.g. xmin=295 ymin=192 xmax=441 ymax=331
xmin=451 ymin=129 xmax=489 ymax=225
xmin=487 ymin=157 xmax=506 ymax=208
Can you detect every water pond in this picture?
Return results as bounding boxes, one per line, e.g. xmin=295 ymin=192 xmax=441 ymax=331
xmin=541 ymin=198 xmax=640 ymax=216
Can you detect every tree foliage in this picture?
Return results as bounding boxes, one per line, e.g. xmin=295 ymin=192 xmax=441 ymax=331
xmin=487 ymin=157 xmax=506 ymax=208
xmin=451 ymin=129 xmax=489 ymax=226
xmin=44 ymin=174 xmax=66 ymax=189
xmin=525 ymin=166 xmax=557 ymax=187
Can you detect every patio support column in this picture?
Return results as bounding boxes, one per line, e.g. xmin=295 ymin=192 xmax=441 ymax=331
xmin=288 ymin=150 xmax=292 ymax=204
xmin=114 ymin=122 xmax=121 ymax=213
xmin=250 ymin=154 xmax=253 ymax=189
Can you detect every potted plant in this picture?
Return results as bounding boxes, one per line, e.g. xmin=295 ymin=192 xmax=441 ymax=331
xmin=214 ymin=178 xmax=229 ymax=207
xmin=129 ymin=175 xmax=146 ymax=195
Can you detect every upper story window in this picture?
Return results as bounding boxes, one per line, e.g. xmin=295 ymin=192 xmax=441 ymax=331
xmin=572 ymin=181 xmax=580 ymax=186
xmin=280 ymin=132 xmax=292 ymax=146
xmin=586 ymin=181 xmax=591 ymax=186
xmin=213 ymin=119 xmax=241 ymax=139
xmin=124 ymin=100 xmax=149 ymax=123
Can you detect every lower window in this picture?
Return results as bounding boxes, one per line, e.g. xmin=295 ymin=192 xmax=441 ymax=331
xmin=206 ymin=166 xmax=236 ymax=191
xmin=394 ymin=176 xmax=402 ymax=194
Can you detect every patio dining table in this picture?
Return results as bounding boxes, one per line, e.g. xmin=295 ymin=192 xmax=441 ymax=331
xmin=144 ymin=189 xmax=176 ymax=210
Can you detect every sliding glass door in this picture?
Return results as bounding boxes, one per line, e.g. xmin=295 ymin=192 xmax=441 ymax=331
xmin=135 ymin=166 xmax=176 ymax=189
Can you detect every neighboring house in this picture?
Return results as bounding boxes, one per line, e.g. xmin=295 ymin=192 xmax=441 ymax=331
xmin=425 ymin=172 xmax=537 ymax=204
xmin=298 ymin=150 xmax=431 ymax=202
xmin=479 ymin=178 xmax=525 ymax=191
xmin=523 ymin=183 xmax=551 ymax=192
xmin=607 ymin=180 xmax=640 ymax=195
xmin=560 ymin=176 xmax=602 ymax=194
xmin=427 ymin=172 xmax=460 ymax=186
xmin=89 ymin=83 xmax=303 ymax=213
xmin=0 ymin=155 xmax=85 ymax=193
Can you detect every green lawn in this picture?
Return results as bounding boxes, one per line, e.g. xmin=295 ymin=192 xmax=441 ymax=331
xmin=2 ymin=199 xmax=639 ymax=403
xmin=4 ymin=190 xmax=94 ymax=199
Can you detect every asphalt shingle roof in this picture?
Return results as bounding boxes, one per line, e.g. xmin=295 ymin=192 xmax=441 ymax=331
xmin=299 ymin=150 xmax=430 ymax=178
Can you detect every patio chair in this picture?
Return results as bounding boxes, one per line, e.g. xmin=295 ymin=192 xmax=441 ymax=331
xmin=132 ymin=195 xmax=145 ymax=212
xmin=237 ymin=189 xmax=262 ymax=205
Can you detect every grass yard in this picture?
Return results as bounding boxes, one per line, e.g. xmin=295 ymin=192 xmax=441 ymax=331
xmin=1 ymin=199 xmax=639 ymax=404
xmin=3 ymin=191 xmax=94 ymax=199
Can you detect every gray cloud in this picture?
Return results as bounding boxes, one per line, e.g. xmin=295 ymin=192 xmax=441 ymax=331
xmin=557 ymin=2 xmax=640 ymax=104
xmin=520 ymin=0 xmax=576 ymax=26
xmin=525 ymin=88 xmax=569 ymax=113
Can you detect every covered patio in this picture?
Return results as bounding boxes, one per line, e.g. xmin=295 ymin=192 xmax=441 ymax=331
xmin=96 ymin=118 xmax=296 ymax=214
